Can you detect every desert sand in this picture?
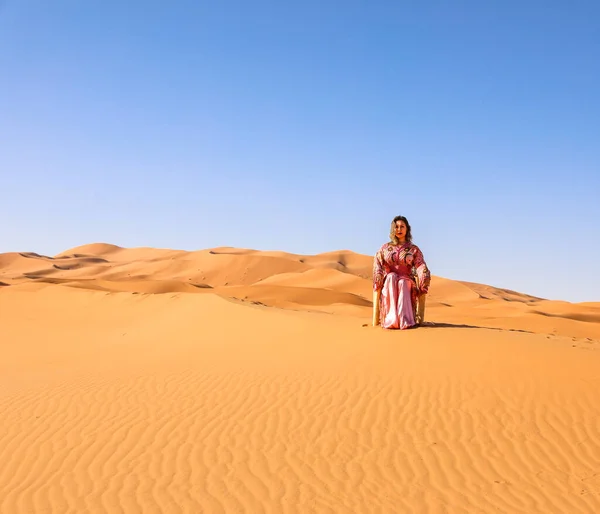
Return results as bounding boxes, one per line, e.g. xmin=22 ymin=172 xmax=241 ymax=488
xmin=1 ymin=243 xmax=599 ymax=513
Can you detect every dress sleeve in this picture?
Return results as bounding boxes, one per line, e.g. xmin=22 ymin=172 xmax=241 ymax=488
xmin=373 ymin=246 xmax=386 ymax=291
xmin=412 ymin=245 xmax=431 ymax=294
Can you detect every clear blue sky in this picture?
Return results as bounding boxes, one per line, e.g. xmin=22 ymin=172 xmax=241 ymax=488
xmin=1 ymin=1 xmax=599 ymax=302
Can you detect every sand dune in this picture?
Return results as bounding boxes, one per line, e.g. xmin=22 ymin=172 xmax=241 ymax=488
xmin=1 ymin=243 xmax=599 ymax=513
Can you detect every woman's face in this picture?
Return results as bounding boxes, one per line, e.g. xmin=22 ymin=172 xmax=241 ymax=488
xmin=394 ymin=220 xmax=407 ymax=241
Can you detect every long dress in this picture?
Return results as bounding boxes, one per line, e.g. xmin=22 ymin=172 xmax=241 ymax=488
xmin=373 ymin=242 xmax=431 ymax=329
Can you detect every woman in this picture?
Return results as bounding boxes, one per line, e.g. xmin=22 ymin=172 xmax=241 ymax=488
xmin=372 ymin=215 xmax=431 ymax=329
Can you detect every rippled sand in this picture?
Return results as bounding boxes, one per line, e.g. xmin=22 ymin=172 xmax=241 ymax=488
xmin=1 ymin=244 xmax=599 ymax=513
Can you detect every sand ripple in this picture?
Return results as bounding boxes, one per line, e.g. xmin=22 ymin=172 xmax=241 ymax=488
xmin=1 ymin=367 xmax=599 ymax=513
xmin=1 ymin=245 xmax=599 ymax=513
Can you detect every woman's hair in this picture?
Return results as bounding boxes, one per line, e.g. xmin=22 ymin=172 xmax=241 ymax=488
xmin=389 ymin=215 xmax=413 ymax=244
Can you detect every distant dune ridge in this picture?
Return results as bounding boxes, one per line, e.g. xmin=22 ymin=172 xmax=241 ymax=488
xmin=2 ymin=242 xmax=599 ymax=335
xmin=1 ymin=243 xmax=599 ymax=513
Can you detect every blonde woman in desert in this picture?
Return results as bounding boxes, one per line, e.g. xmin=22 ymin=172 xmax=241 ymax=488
xmin=372 ymin=215 xmax=431 ymax=329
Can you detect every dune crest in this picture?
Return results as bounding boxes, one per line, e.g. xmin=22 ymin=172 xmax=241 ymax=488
xmin=1 ymin=243 xmax=598 ymax=339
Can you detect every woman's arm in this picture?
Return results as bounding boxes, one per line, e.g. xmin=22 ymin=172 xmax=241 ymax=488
xmin=412 ymin=246 xmax=431 ymax=295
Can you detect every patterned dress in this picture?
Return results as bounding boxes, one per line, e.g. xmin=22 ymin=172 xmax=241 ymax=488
xmin=373 ymin=242 xmax=431 ymax=329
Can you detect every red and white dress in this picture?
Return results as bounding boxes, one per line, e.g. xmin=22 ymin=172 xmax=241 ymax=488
xmin=373 ymin=242 xmax=431 ymax=329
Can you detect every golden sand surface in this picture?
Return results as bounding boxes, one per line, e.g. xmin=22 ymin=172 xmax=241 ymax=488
xmin=1 ymin=244 xmax=599 ymax=513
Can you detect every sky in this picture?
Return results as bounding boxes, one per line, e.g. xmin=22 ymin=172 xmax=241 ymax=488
xmin=1 ymin=0 xmax=599 ymax=302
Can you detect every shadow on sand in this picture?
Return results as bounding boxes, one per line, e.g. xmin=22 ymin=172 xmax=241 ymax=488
xmin=418 ymin=321 xmax=534 ymax=334
xmin=362 ymin=322 xmax=533 ymax=335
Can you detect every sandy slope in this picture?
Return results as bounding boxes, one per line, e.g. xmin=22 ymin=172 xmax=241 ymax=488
xmin=1 ymin=244 xmax=599 ymax=513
